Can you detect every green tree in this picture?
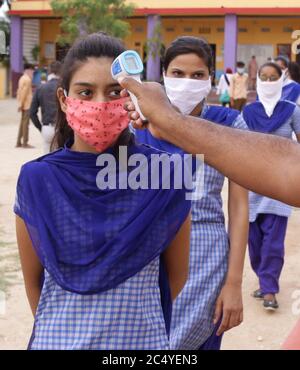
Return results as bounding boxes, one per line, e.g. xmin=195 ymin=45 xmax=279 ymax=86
xmin=51 ymin=0 xmax=135 ymax=45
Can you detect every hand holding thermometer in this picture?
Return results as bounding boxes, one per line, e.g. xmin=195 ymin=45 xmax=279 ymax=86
xmin=111 ymin=50 xmax=146 ymax=121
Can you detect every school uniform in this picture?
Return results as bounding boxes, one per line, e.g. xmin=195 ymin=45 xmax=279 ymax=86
xmin=135 ymin=104 xmax=248 ymax=350
xmin=243 ymin=101 xmax=300 ymax=295
xmin=282 ymin=79 xmax=300 ymax=106
xmin=14 ymin=141 xmax=190 ymax=350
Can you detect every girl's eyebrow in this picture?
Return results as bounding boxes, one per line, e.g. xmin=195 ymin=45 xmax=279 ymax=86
xmin=73 ymin=82 xmax=96 ymax=87
xmin=106 ymin=82 xmax=121 ymax=88
xmin=171 ymin=67 xmax=205 ymax=73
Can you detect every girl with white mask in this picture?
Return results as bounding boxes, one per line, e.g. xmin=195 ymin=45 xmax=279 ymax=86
xmin=135 ymin=36 xmax=249 ymax=350
xmin=275 ymin=56 xmax=300 ymax=106
xmin=243 ymin=62 xmax=300 ymax=311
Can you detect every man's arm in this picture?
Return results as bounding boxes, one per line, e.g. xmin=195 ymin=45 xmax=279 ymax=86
xmin=119 ymin=77 xmax=300 ymax=207
xmin=30 ymin=88 xmax=42 ymax=132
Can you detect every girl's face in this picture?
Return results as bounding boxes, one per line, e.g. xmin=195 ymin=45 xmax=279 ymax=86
xmin=165 ymin=53 xmax=210 ymax=80
xmin=57 ymin=57 xmax=126 ymax=153
xmin=58 ymin=56 xmax=122 ymax=112
xmin=259 ymin=66 xmax=281 ymax=82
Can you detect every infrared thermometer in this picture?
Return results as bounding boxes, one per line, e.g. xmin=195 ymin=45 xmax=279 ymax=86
xmin=111 ymin=50 xmax=146 ymax=120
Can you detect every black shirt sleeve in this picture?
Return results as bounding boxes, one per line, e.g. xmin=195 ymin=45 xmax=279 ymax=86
xmin=30 ymin=88 xmax=42 ymax=132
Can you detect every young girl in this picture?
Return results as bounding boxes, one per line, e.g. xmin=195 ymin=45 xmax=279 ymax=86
xmin=243 ymin=62 xmax=300 ymax=310
xmin=14 ymin=33 xmax=191 ymax=350
xmin=135 ymin=36 xmax=249 ymax=350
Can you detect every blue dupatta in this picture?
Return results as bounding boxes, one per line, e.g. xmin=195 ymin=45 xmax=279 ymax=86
xmin=14 ymin=142 xmax=191 ymax=295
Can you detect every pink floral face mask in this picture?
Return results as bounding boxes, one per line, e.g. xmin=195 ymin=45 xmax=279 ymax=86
xmin=65 ymin=96 xmax=130 ymax=152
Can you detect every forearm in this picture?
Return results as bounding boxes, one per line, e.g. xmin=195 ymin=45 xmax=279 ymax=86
xmin=226 ymin=185 xmax=248 ymax=284
xmin=226 ymin=221 xmax=248 ymax=285
xmin=159 ymin=112 xmax=300 ymax=207
xmin=30 ymin=113 xmax=42 ymax=132
xmin=25 ymin=283 xmax=41 ymax=316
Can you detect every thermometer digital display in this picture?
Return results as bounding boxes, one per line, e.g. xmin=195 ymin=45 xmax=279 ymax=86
xmin=111 ymin=50 xmax=146 ymax=120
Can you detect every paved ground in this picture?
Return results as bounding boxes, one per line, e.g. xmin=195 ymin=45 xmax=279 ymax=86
xmin=0 ymin=98 xmax=299 ymax=350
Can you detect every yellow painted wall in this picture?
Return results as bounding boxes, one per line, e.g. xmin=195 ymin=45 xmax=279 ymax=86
xmin=37 ymin=16 xmax=300 ymax=70
xmin=238 ymin=17 xmax=300 ymax=61
xmin=39 ymin=18 xmax=61 ymax=64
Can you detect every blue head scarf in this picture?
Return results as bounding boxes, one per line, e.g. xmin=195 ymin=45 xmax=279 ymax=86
xmin=282 ymin=82 xmax=300 ymax=103
xmin=243 ymin=100 xmax=296 ymax=133
xmin=14 ymin=142 xmax=191 ymax=295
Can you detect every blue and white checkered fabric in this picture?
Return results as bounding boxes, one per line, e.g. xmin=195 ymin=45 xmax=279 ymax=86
xmin=30 ymin=258 xmax=169 ymax=350
xmin=248 ymin=106 xmax=300 ymax=222
xmin=170 ymin=110 xmax=248 ymax=349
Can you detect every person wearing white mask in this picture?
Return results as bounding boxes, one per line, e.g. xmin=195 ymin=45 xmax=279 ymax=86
xmin=230 ymin=61 xmax=248 ymax=111
xmin=243 ymin=62 xmax=300 ymax=311
xmin=134 ymin=36 xmax=249 ymax=350
xmin=275 ymin=56 xmax=300 ymax=106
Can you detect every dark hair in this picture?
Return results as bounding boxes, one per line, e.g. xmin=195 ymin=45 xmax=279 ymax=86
xmin=24 ymin=63 xmax=35 ymax=70
xmin=51 ymin=32 xmax=134 ymax=151
xmin=163 ymin=36 xmax=213 ymax=74
xmin=49 ymin=61 xmax=62 ymax=75
xmin=288 ymin=61 xmax=300 ymax=83
xmin=259 ymin=62 xmax=282 ymax=77
xmin=236 ymin=61 xmax=245 ymax=68
xmin=275 ymin=55 xmax=289 ymax=68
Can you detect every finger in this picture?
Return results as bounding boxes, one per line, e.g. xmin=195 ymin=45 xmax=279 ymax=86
xmin=118 ymin=77 xmax=142 ymax=98
xmin=213 ymin=300 xmax=222 ymax=325
xmin=228 ymin=312 xmax=240 ymax=331
xmin=129 ymin=111 xmax=141 ymax=121
xmin=239 ymin=311 xmax=244 ymax=324
xmin=120 ymin=89 xmax=129 ymax=98
xmin=216 ymin=310 xmax=230 ymax=336
xmin=124 ymin=101 xmax=136 ymax=112
xmin=131 ymin=118 xmax=147 ymax=130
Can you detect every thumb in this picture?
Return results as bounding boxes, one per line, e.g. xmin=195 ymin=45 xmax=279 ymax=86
xmin=118 ymin=76 xmax=142 ymax=98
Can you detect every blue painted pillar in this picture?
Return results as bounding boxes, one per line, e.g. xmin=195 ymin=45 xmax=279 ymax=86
xmin=224 ymin=14 xmax=238 ymax=72
xmin=146 ymin=14 xmax=161 ymax=82
xmin=10 ymin=16 xmax=23 ymax=96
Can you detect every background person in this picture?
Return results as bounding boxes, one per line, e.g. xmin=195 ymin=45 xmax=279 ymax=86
xmin=216 ymin=67 xmax=233 ymax=107
xmin=243 ymin=62 xmax=300 ymax=311
xmin=248 ymin=56 xmax=258 ymax=91
xmin=275 ymin=56 xmax=300 ymax=106
xmin=30 ymin=61 xmax=62 ymax=153
xmin=135 ymin=36 xmax=248 ymax=350
xmin=16 ymin=63 xmax=35 ymax=148
xmin=230 ymin=61 xmax=248 ymax=111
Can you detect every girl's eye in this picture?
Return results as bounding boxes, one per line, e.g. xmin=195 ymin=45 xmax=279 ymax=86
xmin=172 ymin=71 xmax=183 ymax=77
xmin=108 ymin=89 xmax=121 ymax=98
xmin=193 ymin=73 xmax=205 ymax=79
xmin=79 ymin=89 xmax=93 ymax=97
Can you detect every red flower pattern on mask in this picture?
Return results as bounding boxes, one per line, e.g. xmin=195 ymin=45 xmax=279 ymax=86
xmin=65 ymin=97 xmax=130 ymax=152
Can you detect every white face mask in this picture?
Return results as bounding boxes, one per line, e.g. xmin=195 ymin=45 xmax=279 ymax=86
xmin=257 ymin=73 xmax=284 ymax=117
xmin=163 ymin=76 xmax=212 ymax=115
xmin=237 ymin=68 xmax=245 ymax=75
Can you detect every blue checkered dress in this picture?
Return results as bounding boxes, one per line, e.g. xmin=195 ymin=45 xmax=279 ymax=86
xmin=170 ymin=107 xmax=248 ymax=349
xmin=29 ymin=258 xmax=169 ymax=350
xmin=248 ymin=106 xmax=300 ymax=222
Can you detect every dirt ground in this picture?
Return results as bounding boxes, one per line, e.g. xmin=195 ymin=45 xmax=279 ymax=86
xmin=0 ymin=98 xmax=299 ymax=350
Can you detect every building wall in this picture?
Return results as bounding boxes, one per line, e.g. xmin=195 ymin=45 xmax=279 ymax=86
xmin=39 ymin=18 xmax=60 ymax=64
xmin=10 ymin=0 xmax=300 ymax=12
xmin=125 ymin=16 xmax=300 ymax=76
